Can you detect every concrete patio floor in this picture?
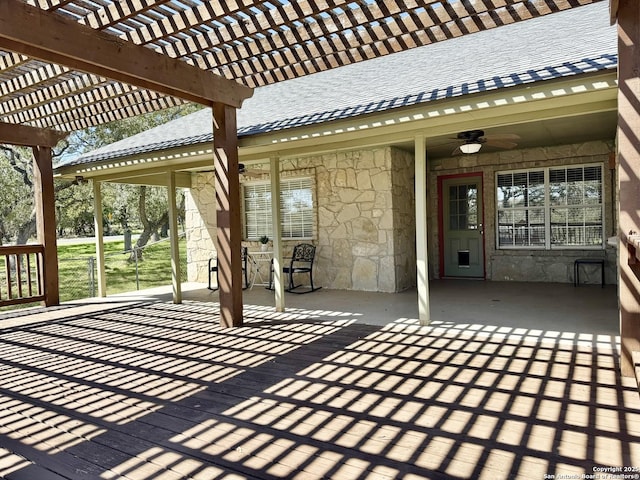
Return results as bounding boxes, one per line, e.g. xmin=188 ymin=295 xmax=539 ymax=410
xmin=0 ymin=280 xmax=637 ymax=479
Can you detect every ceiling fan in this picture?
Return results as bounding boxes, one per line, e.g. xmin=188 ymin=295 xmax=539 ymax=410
xmin=452 ymin=130 xmax=520 ymax=155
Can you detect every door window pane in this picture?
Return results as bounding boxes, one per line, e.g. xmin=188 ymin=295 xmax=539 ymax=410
xmin=449 ymin=184 xmax=478 ymax=231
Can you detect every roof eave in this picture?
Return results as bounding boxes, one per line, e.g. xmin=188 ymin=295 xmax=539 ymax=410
xmin=55 ymin=69 xmax=619 ymax=182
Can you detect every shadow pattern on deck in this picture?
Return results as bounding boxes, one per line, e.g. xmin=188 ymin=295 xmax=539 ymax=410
xmin=0 ymin=300 xmax=637 ymax=479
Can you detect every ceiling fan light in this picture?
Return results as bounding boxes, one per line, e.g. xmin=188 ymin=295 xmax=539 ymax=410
xmin=460 ymin=142 xmax=482 ymax=154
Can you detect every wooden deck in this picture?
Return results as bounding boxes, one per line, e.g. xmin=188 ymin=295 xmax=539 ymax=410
xmin=0 ymin=295 xmax=638 ymax=479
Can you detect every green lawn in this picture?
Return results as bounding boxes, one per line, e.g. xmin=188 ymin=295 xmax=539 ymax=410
xmin=58 ymin=237 xmax=187 ymax=302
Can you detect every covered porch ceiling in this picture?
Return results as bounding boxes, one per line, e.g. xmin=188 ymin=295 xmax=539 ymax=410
xmin=0 ymin=0 xmax=607 ymax=136
xmin=418 ymin=109 xmax=618 ymax=159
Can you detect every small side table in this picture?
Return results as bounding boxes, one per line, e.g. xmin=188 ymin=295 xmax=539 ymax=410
xmin=574 ymin=258 xmax=605 ymax=287
xmin=248 ymin=251 xmax=273 ymax=288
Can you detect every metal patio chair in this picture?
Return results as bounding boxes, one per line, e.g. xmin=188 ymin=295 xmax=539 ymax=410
xmin=208 ymin=246 xmax=250 ymax=291
xmin=269 ymin=243 xmax=320 ymax=294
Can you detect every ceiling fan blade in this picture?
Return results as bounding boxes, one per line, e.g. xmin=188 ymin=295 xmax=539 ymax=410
xmin=451 ymin=146 xmax=463 ymax=156
xmin=428 ymin=140 xmax=459 ymax=149
xmin=486 ymin=133 xmax=520 ymax=141
xmin=484 ymin=139 xmax=518 ymax=149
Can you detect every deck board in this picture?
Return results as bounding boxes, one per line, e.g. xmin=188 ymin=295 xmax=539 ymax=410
xmin=0 ymin=296 xmax=638 ymax=479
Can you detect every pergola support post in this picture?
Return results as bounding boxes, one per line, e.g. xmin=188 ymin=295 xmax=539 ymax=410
xmin=213 ymin=102 xmax=243 ymax=327
xmin=32 ymin=146 xmax=59 ymax=306
xmin=617 ymin=0 xmax=640 ymax=376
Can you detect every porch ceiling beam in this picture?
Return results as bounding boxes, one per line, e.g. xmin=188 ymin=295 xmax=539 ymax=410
xmin=58 ymin=147 xmax=216 ymax=179
xmin=0 ymin=0 xmax=253 ymax=108
xmin=0 ymin=121 xmax=67 ymax=147
xmin=80 ymin=171 xmax=192 ymax=188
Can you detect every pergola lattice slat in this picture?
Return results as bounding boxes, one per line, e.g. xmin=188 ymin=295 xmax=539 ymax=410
xmin=0 ymin=0 xmax=602 ymax=132
xmin=0 ymin=0 xmax=252 ymax=111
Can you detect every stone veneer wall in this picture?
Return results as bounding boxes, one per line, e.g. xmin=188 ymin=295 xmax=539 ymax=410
xmin=185 ymin=146 xmax=416 ymax=292
xmin=428 ymin=140 xmax=617 ymax=284
xmin=185 ymin=173 xmax=217 ymax=284
xmin=391 ymin=148 xmax=417 ymax=290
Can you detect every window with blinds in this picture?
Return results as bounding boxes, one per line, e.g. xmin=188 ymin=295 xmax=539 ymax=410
xmin=243 ymin=183 xmax=272 ymax=239
xmin=243 ymin=177 xmax=314 ymax=240
xmin=496 ymin=170 xmax=545 ymax=247
xmin=549 ymin=165 xmax=602 ymax=247
xmin=496 ymin=164 xmax=603 ymax=249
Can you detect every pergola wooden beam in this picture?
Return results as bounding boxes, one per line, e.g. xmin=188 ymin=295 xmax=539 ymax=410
xmin=0 ymin=114 xmax=72 ymax=313
xmin=3 ymin=87 xmax=184 ymax=132
xmin=0 ymin=121 xmax=67 ymax=147
xmin=611 ymin=0 xmax=619 ymax=24
xmin=33 ymin=145 xmax=60 ymax=307
xmin=0 ymin=122 xmax=68 ymax=308
xmin=615 ymin=0 xmax=640 ymax=376
xmin=213 ymin=102 xmax=243 ymax=327
xmin=0 ymin=0 xmax=253 ymax=108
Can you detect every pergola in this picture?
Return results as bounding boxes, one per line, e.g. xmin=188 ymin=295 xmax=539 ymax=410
xmin=1 ymin=0 xmax=640 ymax=374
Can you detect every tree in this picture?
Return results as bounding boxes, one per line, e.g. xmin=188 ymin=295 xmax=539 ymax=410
xmin=61 ymin=104 xmax=198 ymax=256
xmin=59 ymin=104 xmax=202 ymax=163
xmin=100 ymin=182 xmax=185 ymax=261
xmin=0 ymin=144 xmax=88 ymax=244
xmin=0 ymin=103 xmax=199 ymax=244
xmin=0 ymin=146 xmax=33 ymax=245
xmin=130 ymin=185 xmax=169 ymax=260
xmin=55 ymin=179 xmax=95 ymax=237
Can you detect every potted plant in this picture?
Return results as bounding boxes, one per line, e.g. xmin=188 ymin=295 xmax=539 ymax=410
xmin=259 ymin=235 xmax=270 ymax=251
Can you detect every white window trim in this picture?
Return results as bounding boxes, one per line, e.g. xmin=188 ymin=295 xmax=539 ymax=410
xmin=495 ymin=164 xmax=605 ymax=250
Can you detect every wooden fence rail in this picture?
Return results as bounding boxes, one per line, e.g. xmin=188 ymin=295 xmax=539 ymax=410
xmin=0 ymin=245 xmax=45 ymax=307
